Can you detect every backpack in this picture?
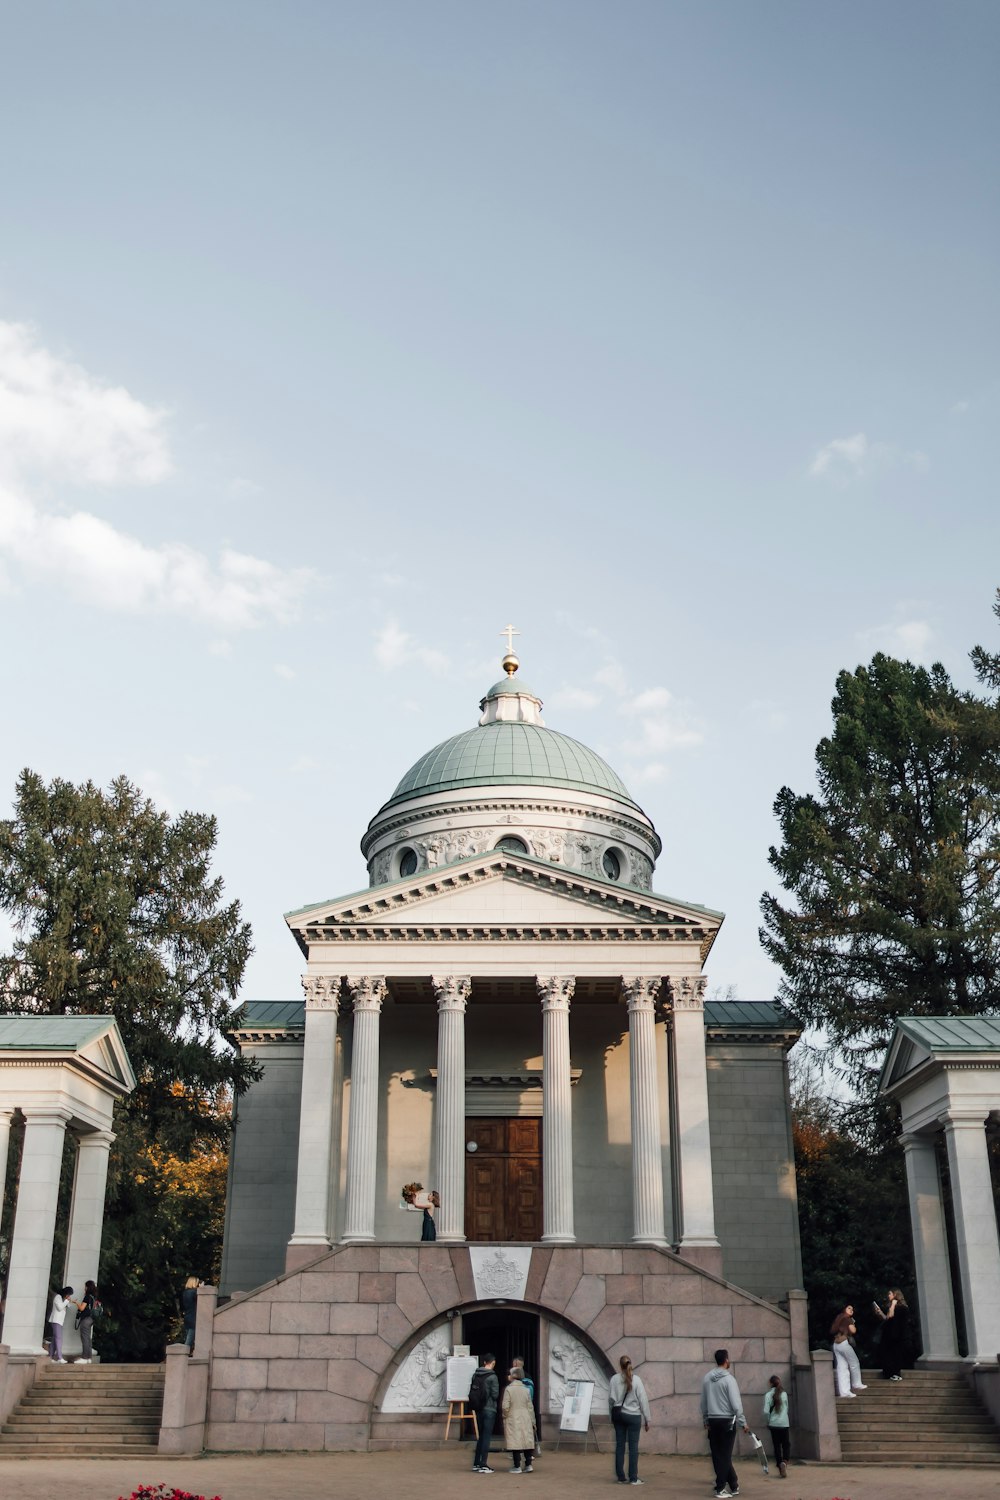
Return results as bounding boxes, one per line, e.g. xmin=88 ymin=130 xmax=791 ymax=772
xmin=90 ymin=1298 xmax=104 ymax=1321
xmin=468 ymin=1370 xmax=489 ymax=1412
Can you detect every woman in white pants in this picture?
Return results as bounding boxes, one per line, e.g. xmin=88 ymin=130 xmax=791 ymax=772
xmin=830 ymin=1305 xmax=866 ymax=1397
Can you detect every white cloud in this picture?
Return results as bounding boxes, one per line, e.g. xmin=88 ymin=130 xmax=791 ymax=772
xmin=374 ymin=620 xmax=450 ymax=675
xmin=274 ymin=663 xmax=296 ymax=680
xmin=0 ymin=321 xmax=171 ymax=485
xmin=950 ymin=400 xmax=970 ymax=416
xmin=858 ymin=617 xmax=934 ymax=659
xmin=548 ymin=685 xmax=601 ymax=711
xmin=0 ymin=320 xmax=315 ymax=629
xmin=594 ymin=660 xmax=628 ymax=696
xmin=808 ymin=431 xmax=928 ymax=483
xmin=623 ymin=687 xmax=673 ymax=715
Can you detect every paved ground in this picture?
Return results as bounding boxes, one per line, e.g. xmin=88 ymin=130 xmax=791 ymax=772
xmin=0 ymin=1449 xmax=998 ymax=1500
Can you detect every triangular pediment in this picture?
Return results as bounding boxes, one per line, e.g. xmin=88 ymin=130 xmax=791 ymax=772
xmin=879 ymin=1026 xmax=932 ymax=1094
xmin=286 ymin=852 xmax=723 ymax=950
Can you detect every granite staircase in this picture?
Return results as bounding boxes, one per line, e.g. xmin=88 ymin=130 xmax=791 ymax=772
xmin=0 ymin=1362 xmax=164 ymax=1457
xmin=837 ymin=1368 xmax=1000 ymax=1466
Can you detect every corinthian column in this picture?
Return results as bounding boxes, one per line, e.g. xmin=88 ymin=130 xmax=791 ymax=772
xmin=433 ymin=975 xmax=470 ymax=1243
xmin=289 ymin=975 xmax=340 ymax=1259
xmin=538 ymin=976 xmax=575 ymax=1244
xmin=670 ymin=975 xmax=720 ymax=1256
xmin=623 ymin=977 xmax=667 ymax=1246
xmin=342 ymin=976 xmax=386 ymax=1243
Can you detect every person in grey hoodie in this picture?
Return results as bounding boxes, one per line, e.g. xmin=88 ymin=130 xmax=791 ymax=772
xmin=700 ymin=1349 xmax=750 ymax=1499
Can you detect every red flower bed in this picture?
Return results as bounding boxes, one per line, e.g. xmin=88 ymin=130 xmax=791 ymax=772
xmin=117 ymin=1486 xmax=222 ymax=1500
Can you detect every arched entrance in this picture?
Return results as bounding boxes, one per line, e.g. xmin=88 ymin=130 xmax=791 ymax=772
xmin=463 ymin=1306 xmax=540 ymax=1440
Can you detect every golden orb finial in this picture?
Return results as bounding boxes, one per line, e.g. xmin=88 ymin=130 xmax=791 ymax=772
xmin=500 ymin=623 xmax=521 ymax=677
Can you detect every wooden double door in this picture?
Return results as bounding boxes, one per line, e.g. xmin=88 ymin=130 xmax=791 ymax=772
xmin=465 ymin=1117 xmax=542 ymax=1242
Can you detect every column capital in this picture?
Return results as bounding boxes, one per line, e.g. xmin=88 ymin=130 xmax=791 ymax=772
xmin=670 ymin=975 xmax=707 ymax=1011
xmin=899 ymin=1130 xmax=937 ymax=1152
xmin=537 ymin=976 xmax=575 ymax=1012
xmin=77 ymin=1128 xmax=116 ymax=1151
xmin=347 ymin=976 xmax=387 ymax=1013
xmin=20 ymin=1105 xmax=74 ymax=1127
xmin=432 ymin=975 xmax=472 ymax=1012
xmin=302 ymin=974 xmax=340 ymax=1011
xmin=942 ymin=1108 xmax=991 ymax=1130
xmin=622 ymin=976 xmax=661 ymax=1013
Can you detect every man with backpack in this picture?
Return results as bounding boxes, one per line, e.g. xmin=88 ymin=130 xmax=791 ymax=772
xmin=469 ymin=1353 xmax=500 ymax=1473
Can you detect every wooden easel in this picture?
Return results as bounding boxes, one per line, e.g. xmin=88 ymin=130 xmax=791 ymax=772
xmin=444 ymin=1401 xmax=479 ymax=1441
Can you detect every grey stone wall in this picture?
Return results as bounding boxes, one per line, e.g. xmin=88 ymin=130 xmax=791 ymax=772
xmin=220 ymin=1040 xmax=303 ymax=1295
xmin=706 ymin=1038 xmax=802 ymax=1302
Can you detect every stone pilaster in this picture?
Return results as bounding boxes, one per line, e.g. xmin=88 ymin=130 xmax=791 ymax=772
xmin=63 ymin=1128 xmax=116 ymax=1356
xmin=900 ymin=1131 xmax=958 ymax=1361
xmin=342 ymin=976 xmax=386 ymax=1244
xmin=432 ymin=975 xmax=470 ymax=1243
xmin=3 ymin=1105 xmax=73 ymax=1353
xmin=288 ymin=975 xmax=341 ymax=1261
xmin=0 ymin=1108 xmax=13 ymax=1226
xmin=670 ymin=975 xmax=720 ymax=1262
xmin=942 ymin=1109 xmax=1000 ymax=1359
xmin=623 ymin=976 xmax=667 ymax=1246
xmin=538 ymin=976 xmax=575 ymax=1244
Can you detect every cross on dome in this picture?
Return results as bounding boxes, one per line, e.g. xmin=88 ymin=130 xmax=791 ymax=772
xmin=500 ymin=622 xmax=521 ymax=677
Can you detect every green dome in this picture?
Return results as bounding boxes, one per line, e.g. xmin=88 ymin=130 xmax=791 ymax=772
xmin=483 ymin=678 xmax=538 ymax=699
xmin=383 ymin=722 xmax=639 ymax=812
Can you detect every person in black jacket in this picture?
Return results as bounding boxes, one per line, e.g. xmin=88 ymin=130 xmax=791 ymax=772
xmin=76 ymin=1280 xmax=99 ymax=1363
xmin=874 ymin=1289 xmax=909 ymax=1381
xmin=181 ymin=1277 xmax=199 ymax=1351
xmin=471 ymin=1354 xmax=500 ymax=1473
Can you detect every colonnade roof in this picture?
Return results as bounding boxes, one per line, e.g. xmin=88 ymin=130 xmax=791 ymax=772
xmin=881 ymin=1013 xmax=1000 ymax=1094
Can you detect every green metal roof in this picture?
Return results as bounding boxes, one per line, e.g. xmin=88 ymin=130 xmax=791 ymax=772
xmin=703 ymin=1000 xmax=799 ymax=1030
xmin=233 ymin=1000 xmax=305 ymax=1029
xmin=381 ymin=722 xmax=640 ymax=813
xmin=235 ymin=996 xmax=780 ymax=1032
xmin=0 ymin=1015 xmax=116 ymax=1050
xmin=894 ymin=1015 xmax=1000 ymax=1051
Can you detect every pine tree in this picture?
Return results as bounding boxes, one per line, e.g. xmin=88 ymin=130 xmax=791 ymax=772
xmin=760 ymin=652 xmax=1000 ymax=1095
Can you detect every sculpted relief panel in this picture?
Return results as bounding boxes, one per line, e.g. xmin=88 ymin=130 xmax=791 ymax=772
xmin=548 ymin=1328 xmax=611 ymax=1412
xmin=381 ymin=1322 xmax=451 ymax=1411
xmin=369 ymin=826 xmax=653 ymax=889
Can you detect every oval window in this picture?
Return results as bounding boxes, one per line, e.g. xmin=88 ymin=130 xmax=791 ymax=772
xmin=496 ymin=835 xmax=528 ymax=854
xmin=602 ymin=848 xmax=622 ymax=881
xmin=398 ymin=848 xmax=418 ymax=878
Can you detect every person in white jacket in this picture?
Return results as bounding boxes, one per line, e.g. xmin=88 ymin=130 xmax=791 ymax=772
xmin=700 ymin=1349 xmax=749 ymax=1500
xmin=608 ymin=1354 xmax=650 ymax=1485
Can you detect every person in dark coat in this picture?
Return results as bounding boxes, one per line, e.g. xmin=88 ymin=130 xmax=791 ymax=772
xmin=874 ymin=1288 xmax=909 ymax=1380
xmin=181 ymin=1276 xmax=199 ymax=1350
xmin=471 ymin=1354 xmax=500 ymax=1473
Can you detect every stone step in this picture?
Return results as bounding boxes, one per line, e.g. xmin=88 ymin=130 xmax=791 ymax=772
xmin=0 ymin=1443 xmax=159 ymax=1458
xmin=839 ymin=1418 xmax=998 ymax=1432
xmin=5 ymin=1416 xmax=160 ymax=1430
xmin=841 ymin=1451 xmax=1000 ymax=1466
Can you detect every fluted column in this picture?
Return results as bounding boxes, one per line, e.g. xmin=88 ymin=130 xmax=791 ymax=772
xmin=3 ymin=1105 xmax=72 ymax=1353
xmin=623 ymin=977 xmax=667 ymax=1246
xmin=63 ymin=1128 xmax=116 ymax=1356
xmin=0 ymin=1108 xmax=13 ymax=1225
xmin=538 ymin=976 xmax=575 ymax=1244
xmin=900 ymin=1131 xmax=958 ymax=1361
xmin=670 ymin=975 xmax=720 ymax=1253
xmin=433 ymin=975 xmax=470 ymax=1243
xmin=942 ymin=1109 xmax=1000 ymax=1359
xmin=342 ymin=976 xmax=386 ymax=1243
xmin=289 ymin=975 xmax=341 ymax=1257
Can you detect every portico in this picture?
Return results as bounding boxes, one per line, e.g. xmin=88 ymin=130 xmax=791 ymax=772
xmin=0 ymin=1016 xmax=134 ymax=1356
xmin=282 ymin=853 xmax=722 ymax=1268
xmin=882 ymin=1016 xmax=1000 ymax=1364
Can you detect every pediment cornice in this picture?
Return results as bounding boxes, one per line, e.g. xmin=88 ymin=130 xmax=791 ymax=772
xmin=286 ymin=853 xmax=723 ymax=960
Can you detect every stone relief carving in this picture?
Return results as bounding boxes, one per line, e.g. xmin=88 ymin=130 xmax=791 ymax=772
xmin=369 ymin=825 xmax=655 ymax=889
xmin=672 ymin=975 xmax=708 ymax=1010
xmin=548 ymin=1329 xmax=610 ymax=1412
xmin=301 ymin=975 xmax=339 ymax=1010
xmin=469 ymin=1245 xmax=531 ymax=1301
xmin=347 ymin=976 xmax=387 ymax=1012
xmin=622 ymin=976 xmax=662 ymax=1012
xmin=431 ymin=975 xmax=472 ymax=1011
xmin=381 ymin=1322 xmax=451 ymax=1412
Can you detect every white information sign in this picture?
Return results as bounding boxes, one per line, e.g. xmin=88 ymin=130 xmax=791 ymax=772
xmin=446 ymin=1355 xmax=479 ymax=1403
xmin=558 ymin=1379 xmax=595 ymax=1433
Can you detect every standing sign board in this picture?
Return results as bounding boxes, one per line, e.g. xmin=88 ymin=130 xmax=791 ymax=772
xmin=446 ymin=1355 xmax=479 ymax=1403
xmin=558 ymin=1379 xmax=595 ymax=1432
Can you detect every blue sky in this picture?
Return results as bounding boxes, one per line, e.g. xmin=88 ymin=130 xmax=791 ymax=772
xmin=1 ymin=1 xmax=997 ymax=1002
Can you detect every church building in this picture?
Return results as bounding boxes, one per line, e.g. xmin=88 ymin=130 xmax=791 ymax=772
xmin=210 ymin=646 xmax=805 ymax=1453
